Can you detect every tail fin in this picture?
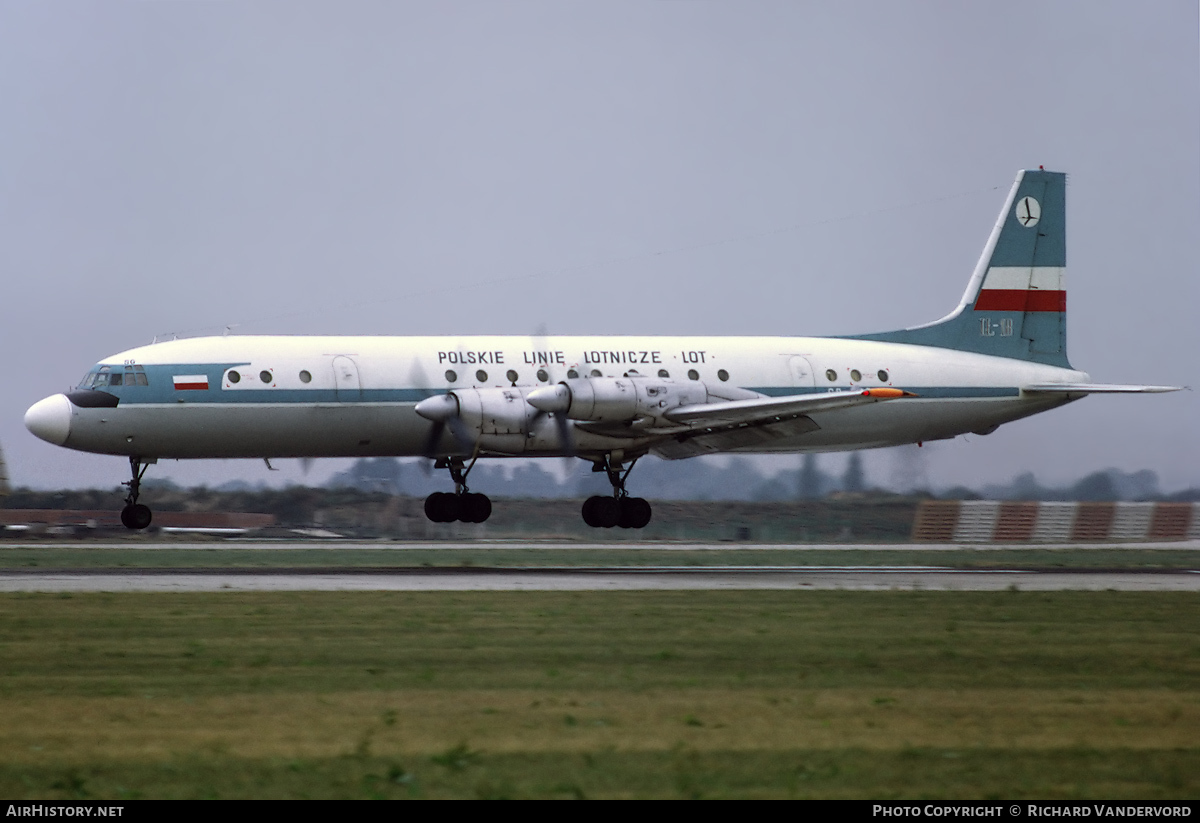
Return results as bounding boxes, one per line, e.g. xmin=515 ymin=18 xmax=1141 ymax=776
xmin=852 ymin=169 xmax=1070 ymax=368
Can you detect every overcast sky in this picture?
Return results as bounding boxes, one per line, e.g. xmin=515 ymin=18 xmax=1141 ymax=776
xmin=2 ymin=1 xmax=1197 ymax=493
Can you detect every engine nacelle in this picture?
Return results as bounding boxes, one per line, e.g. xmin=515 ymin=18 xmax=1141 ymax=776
xmin=416 ymin=386 xmax=641 ymax=454
xmin=451 ymin=386 xmax=533 ymax=437
xmin=526 ymin=377 xmax=710 ymax=425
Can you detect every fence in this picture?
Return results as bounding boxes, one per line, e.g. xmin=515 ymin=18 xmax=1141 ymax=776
xmin=912 ymin=500 xmax=1199 ymax=542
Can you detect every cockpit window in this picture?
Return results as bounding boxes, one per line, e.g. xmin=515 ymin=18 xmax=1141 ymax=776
xmin=78 ymin=365 xmax=149 ymax=389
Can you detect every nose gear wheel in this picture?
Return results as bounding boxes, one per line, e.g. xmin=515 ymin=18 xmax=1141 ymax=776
xmin=120 ymin=457 xmax=153 ymax=530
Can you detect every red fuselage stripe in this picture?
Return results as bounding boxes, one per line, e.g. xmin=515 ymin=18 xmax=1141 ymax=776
xmin=974 ymin=290 xmax=1066 ymax=312
xmin=173 ymin=382 xmax=208 ymax=391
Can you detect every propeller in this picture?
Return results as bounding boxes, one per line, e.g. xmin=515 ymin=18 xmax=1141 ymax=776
xmin=525 ymin=383 xmax=576 ymax=462
xmin=414 ymin=392 xmax=460 ymax=459
xmin=410 ymin=359 xmax=478 ymax=462
xmin=524 ymin=323 xmax=578 ymax=465
xmin=407 ymin=359 xmax=469 ymax=473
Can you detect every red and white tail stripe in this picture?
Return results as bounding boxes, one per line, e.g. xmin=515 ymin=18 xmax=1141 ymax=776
xmin=974 ymin=266 xmax=1065 ymax=312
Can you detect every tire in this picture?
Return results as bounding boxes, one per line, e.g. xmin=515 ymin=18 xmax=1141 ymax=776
xmin=461 ymin=493 xmax=492 ymax=523
xmin=424 ymin=492 xmax=459 ymax=523
xmin=625 ymin=497 xmax=652 ymax=529
xmin=617 ymin=498 xmax=636 ymax=529
xmin=121 ymin=503 xmax=152 ymax=530
xmin=592 ymin=497 xmax=620 ymax=528
xmin=423 ymin=493 xmax=442 ymax=522
xmin=581 ymin=496 xmax=601 ymax=527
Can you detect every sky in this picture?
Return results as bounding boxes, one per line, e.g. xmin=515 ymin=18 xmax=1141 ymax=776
xmin=2 ymin=1 xmax=1197 ymax=493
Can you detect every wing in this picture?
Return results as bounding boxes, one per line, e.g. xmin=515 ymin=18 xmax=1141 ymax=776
xmin=648 ymin=388 xmax=917 ymax=459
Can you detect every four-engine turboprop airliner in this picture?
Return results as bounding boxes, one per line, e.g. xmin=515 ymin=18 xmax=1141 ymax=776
xmin=25 ymin=169 xmax=1179 ymax=529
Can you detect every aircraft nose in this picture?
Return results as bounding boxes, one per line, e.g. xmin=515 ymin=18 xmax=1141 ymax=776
xmin=25 ymin=394 xmax=73 ymax=446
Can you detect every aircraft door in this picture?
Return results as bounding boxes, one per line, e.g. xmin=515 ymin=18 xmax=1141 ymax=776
xmin=789 ymin=356 xmax=817 ymax=387
xmin=332 ymin=356 xmax=363 ymax=402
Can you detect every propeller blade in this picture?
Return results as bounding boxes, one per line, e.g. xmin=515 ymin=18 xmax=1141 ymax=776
xmin=553 ymin=412 xmax=575 ymax=456
xmin=445 ymin=415 xmax=478 ymax=455
xmin=422 ymin=420 xmax=446 ymax=459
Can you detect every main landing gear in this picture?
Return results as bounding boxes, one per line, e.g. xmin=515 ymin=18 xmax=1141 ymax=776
xmin=120 ymin=457 xmax=153 ymax=530
xmin=424 ymin=456 xmax=492 ymax=523
xmin=582 ymin=455 xmax=652 ymax=529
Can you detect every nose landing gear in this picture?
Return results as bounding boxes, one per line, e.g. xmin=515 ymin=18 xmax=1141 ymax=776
xmin=424 ymin=456 xmax=492 ymax=524
xmin=582 ymin=455 xmax=652 ymax=529
xmin=120 ymin=457 xmax=153 ymax=530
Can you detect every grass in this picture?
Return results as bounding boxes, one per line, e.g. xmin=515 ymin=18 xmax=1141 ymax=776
xmin=2 ymin=543 xmax=1199 ymax=570
xmin=0 ymin=590 xmax=1197 ymax=798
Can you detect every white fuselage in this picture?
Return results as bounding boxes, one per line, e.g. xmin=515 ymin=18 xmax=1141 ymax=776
xmin=39 ymin=334 xmax=1087 ymax=461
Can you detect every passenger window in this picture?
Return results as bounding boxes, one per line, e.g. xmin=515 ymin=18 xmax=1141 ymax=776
xmin=717 ymin=369 xmax=729 ymax=382
xmin=475 ymin=370 xmax=488 ymax=382
xmin=590 ymin=369 xmax=602 ymax=378
xmin=228 ymin=370 xmax=241 ymax=384
xmin=567 ymin=369 xmax=579 ymax=378
xmin=260 ymin=371 xmax=273 ymax=384
xmin=825 ymin=369 xmax=837 ymax=382
xmin=299 ymin=370 xmax=312 ymax=384
xmin=878 ymin=369 xmax=889 ymax=382
xmin=687 ymin=369 xmax=700 ymax=380
xmin=658 ymin=369 xmax=670 ymax=378
xmin=850 ymin=369 xmax=862 ymax=382
xmin=536 ymin=369 xmax=549 ymax=382
xmin=506 ymin=369 xmax=519 ymax=384
xmin=445 ymin=370 xmax=458 ymax=383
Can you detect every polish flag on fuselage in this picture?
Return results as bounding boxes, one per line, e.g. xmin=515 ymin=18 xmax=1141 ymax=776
xmin=173 ymin=374 xmax=209 ymax=391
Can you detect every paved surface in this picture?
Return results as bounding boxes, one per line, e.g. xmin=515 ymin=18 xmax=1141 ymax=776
xmin=1 ymin=566 xmax=1197 ymax=592
xmin=4 ymin=539 xmax=1200 ymax=551
xmin=3 ymin=540 xmax=1196 ymax=592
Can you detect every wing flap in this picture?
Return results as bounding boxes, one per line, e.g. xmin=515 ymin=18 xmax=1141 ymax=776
xmin=663 ymin=388 xmax=917 ymax=427
xmin=652 ymin=415 xmax=822 ymax=459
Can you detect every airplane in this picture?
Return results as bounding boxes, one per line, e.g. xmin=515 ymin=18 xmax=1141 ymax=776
xmin=24 ymin=169 xmax=1179 ymax=530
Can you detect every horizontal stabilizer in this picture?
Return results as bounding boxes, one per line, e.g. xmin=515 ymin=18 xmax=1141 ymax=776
xmin=1021 ymin=383 xmax=1182 ymax=394
xmin=664 ymin=388 xmax=916 ymax=427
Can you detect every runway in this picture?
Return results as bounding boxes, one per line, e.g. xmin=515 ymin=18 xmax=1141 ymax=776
xmin=1 ymin=566 xmax=1197 ymax=592
xmin=6 ymin=538 xmax=1200 ymax=551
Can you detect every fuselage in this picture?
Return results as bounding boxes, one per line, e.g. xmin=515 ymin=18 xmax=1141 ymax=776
xmin=27 ymin=333 xmax=1087 ymax=462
